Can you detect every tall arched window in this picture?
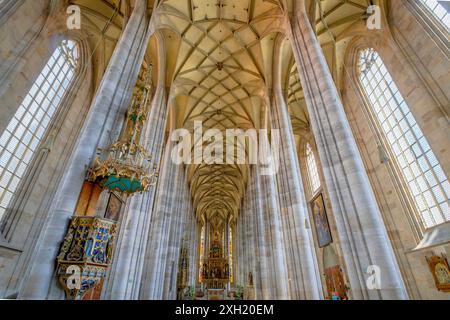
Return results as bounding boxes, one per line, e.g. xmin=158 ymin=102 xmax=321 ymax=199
xmin=306 ymin=143 xmax=321 ymax=195
xmin=420 ymin=0 xmax=450 ymax=29
xmin=0 ymin=40 xmax=79 ymax=222
xmin=358 ymin=48 xmax=449 ymax=229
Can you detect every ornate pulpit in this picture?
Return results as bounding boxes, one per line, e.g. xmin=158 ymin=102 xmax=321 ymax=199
xmin=56 ymin=217 xmax=117 ymax=300
xmin=56 ymin=66 xmax=158 ymax=300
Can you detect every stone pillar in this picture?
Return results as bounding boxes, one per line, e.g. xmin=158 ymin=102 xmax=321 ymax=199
xmin=204 ymin=219 xmax=210 ymax=262
xmin=288 ymin=3 xmax=408 ymax=299
xmin=257 ymin=165 xmax=290 ymax=300
xmin=194 ymin=221 xmax=201 ymax=287
xmin=269 ymin=35 xmax=322 ymax=300
xmin=251 ymin=167 xmax=270 ymax=299
xmin=248 ymin=176 xmax=259 ymax=299
xmin=230 ymin=222 xmax=237 ymax=288
xmin=224 ymin=219 xmax=229 ymax=258
xmin=0 ymin=0 xmax=23 ymax=23
xmin=20 ymin=0 xmax=150 ymax=299
xmin=235 ymin=213 xmax=243 ymax=287
xmin=104 ymin=31 xmax=169 ymax=300
xmin=162 ymin=168 xmax=191 ymax=300
xmin=140 ymin=139 xmax=176 ymax=299
xmin=140 ymin=140 xmax=192 ymax=299
xmin=242 ymin=195 xmax=249 ymax=291
xmin=187 ymin=214 xmax=199 ymax=289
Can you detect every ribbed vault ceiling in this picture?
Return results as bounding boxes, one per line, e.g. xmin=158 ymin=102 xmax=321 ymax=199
xmin=69 ymin=0 xmax=128 ymax=68
xmin=69 ymin=0 xmax=155 ymax=81
xmin=154 ymin=0 xmax=285 ymax=226
xmin=78 ymin=0 xmax=385 ymax=226
xmin=315 ymin=0 xmax=372 ymax=44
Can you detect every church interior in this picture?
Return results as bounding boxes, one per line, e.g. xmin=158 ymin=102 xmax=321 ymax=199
xmin=0 ymin=0 xmax=449 ymax=300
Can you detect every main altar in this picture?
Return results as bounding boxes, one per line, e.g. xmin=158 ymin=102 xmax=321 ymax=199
xmin=200 ymin=237 xmax=230 ymax=290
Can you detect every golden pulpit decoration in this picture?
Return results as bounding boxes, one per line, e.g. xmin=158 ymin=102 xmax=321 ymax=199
xmin=56 ymin=217 xmax=117 ymax=300
xmin=56 ymin=65 xmax=158 ymax=300
xmin=87 ymin=67 xmax=158 ymax=195
xmin=87 ymin=140 xmax=157 ymax=194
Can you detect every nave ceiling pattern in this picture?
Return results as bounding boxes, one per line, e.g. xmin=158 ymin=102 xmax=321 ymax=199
xmin=68 ymin=0 xmax=155 ymax=80
xmin=69 ymin=0 xmax=128 ymax=70
xmin=74 ymin=0 xmax=386 ymax=227
xmin=154 ymin=0 xmax=286 ymax=227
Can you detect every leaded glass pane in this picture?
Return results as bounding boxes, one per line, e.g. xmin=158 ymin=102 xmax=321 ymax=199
xmin=0 ymin=40 xmax=78 ymax=222
xmin=358 ymin=48 xmax=450 ymax=229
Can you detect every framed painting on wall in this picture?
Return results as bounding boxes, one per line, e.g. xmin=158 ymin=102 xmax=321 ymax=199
xmin=311 ymin=193 xmax=333 ymax=248
xmin=104 ymin=193 xmax=122 ymax=222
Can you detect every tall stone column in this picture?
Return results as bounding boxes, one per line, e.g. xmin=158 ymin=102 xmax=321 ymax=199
xmin=224 ymin=219 xmax=229 ymax=258
xmin=105 ymin=90 xmax=169 ymax=299
xmin=241 ymin=167 xmax=266 ymax=299
xmin=104 ymin=31 xmax=169 ymax=300
xmin=139 ymin=139 xmax=175 ymax=299
xmin=162 ymin=168 xmax=192 ymax=300
xmin=257 ymin=165 xmax=290 ymax=300
xmin=241 ymin=193 xmax=249 ymax=290
xmin=140 ymin=140 xmax=191 ymax=300
xmin=187 ymin=214 xmax=200 ymax=289
xmin=242 ymin=172 xmax=253 ymax=297
xmin=288 ymin=3 xmax=407 ymax=299
xmin=205 ymin=219 xmax=210 ymax=262
xmin=251 ymin=167 xmax=270 ymax=299
xmin=269 ymin=35 xmax=322 ymax=300
xmin=230 ymin=222 xmax=237 ymax=289
xmin=242 ymin=185 xmax=255 ymax=299
xmin=20 ymin=0 xmax=151 ymax=299
xmin=235 ymin=214 xmax=244 ymax=287
xmin=0 ymin=0 xmax=23 ymax=23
